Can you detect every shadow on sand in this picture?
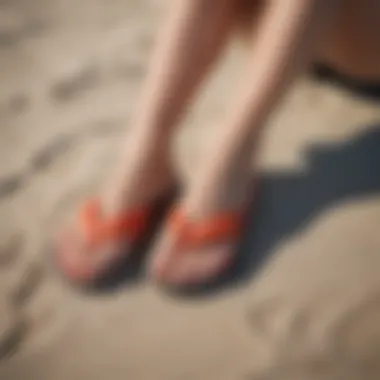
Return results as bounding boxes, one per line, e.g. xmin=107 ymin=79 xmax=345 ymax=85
xmin=89 ymin=123 xmax=380 ymax=296
xmin=232 ymin=123 xmax=380 ymax=289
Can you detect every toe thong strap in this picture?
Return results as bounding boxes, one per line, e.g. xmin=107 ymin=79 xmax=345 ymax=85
xmin=168 ymin=208 xmax=244 ymax=250
xmin=79 ymin=199 xmax=150 ymax=248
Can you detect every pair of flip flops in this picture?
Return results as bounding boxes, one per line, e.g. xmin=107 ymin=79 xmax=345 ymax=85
xmin=56 ymin=184 xmax=255 ymax=291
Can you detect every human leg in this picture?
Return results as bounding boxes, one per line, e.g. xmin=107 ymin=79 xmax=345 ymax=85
xmin=55 ymin=0 xmax=244 ymax=284
xmin=148 ymin=0 xmax=338 ymax=288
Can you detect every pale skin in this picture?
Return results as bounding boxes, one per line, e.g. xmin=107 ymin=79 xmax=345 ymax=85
xmin=59 ymin=0 xmax=380 ymax=287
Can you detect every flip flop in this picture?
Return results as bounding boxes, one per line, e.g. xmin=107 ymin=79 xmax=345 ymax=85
xmin=150 ymin=180 xmax=258 ymax=292
xmin=55 ymin=189 xmax=177 ymax=287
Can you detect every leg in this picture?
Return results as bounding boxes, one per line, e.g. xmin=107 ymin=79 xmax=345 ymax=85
xmin=107 ymin=0 xmax=243 ymax=210
xmin=149 ymin=0 xmax=338 ymax=287
xmin=56 ymin=0 xmax=243 ymax=284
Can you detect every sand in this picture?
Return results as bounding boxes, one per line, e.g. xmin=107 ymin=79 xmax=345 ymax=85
xmin=0 ymin=0 xmax=380 ymax=379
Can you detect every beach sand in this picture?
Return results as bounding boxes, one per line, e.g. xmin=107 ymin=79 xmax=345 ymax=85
xmin=0 ymin=1 xmax=380 ymax=379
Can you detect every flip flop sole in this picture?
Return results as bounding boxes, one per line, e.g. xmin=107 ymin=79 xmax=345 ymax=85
xmin=52 ymin=187 xmax=180 ymax=293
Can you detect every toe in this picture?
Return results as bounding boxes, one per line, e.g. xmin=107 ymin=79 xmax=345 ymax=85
xmin=55 ymin=229 xmax=96 ymax=283
xmin=150 ymin=242 xmax=234 ymax=287
xmin=168 ymin=245 xmax=234 ymax=285
xmin=55 ymin=229 xmax=133 ymax=284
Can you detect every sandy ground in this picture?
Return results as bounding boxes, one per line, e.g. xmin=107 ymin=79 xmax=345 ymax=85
xmin=0 ymin=1 xmax=380 ymax=379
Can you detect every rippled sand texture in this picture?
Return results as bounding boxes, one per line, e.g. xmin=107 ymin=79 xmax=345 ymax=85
xmin=0 ymin=1 xmax=380 ymax=379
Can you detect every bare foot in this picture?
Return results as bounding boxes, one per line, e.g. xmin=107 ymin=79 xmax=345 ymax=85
xmin=147 ymin=159 xmax=257 ymax=289
xmin=55 ymin=143 xmax=178 ymax=285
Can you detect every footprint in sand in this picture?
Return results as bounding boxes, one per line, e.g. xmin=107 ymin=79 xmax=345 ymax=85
xmin=0 ymin=228 xmax=73 ymax=362
xmin=246 ymin=293 xmax=380 ymax=379
xmin=0 ymin=115 xmax=124 ymax=201
xmin=0 ymin=234 xmax=28 ymax=361
xmin=330 ymin=292 xmax=380 ymax=370
xmin=0 ymin=308 xmax=27 ymax=363
xmin=9 ymin=263 xmax=45 ymax=309
xmin=0 ymin=234 xmax=24 ymax=268
xmin=0 ymin=173 xmax=24 ymax=200
xmin=30 ymin=133 xmax=76 ymax=171
xmin=0 ymin=93 xmax=30 ymax=117
xmin=247 ymin=297 xmax=312 ymax=347
xmin=50 ymin=64 xmax=101 ymax=103
xmin=8 ymin=93 xmax=29 ymax=114
xmin=0 ymin=5 xmax=49 ymax=49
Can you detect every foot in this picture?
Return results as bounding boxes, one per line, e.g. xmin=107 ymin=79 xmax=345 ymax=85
xmin=147 ymin=161 xmax=257 ymax=289
xmin=55 ymin=144 xmax=178 ymax=285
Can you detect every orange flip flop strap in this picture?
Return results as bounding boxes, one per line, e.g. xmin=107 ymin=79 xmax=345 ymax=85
xmin=169 ymin=208 xmax=243 ymax=250
xmin=79 ymin=199 xmax=149 ymax=248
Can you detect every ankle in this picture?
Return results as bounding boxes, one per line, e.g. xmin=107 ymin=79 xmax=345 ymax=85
xmin=185 ymin=156 xmax=254 ymax=217
xmin=103 ymin=152 xmax=176 ymax=212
